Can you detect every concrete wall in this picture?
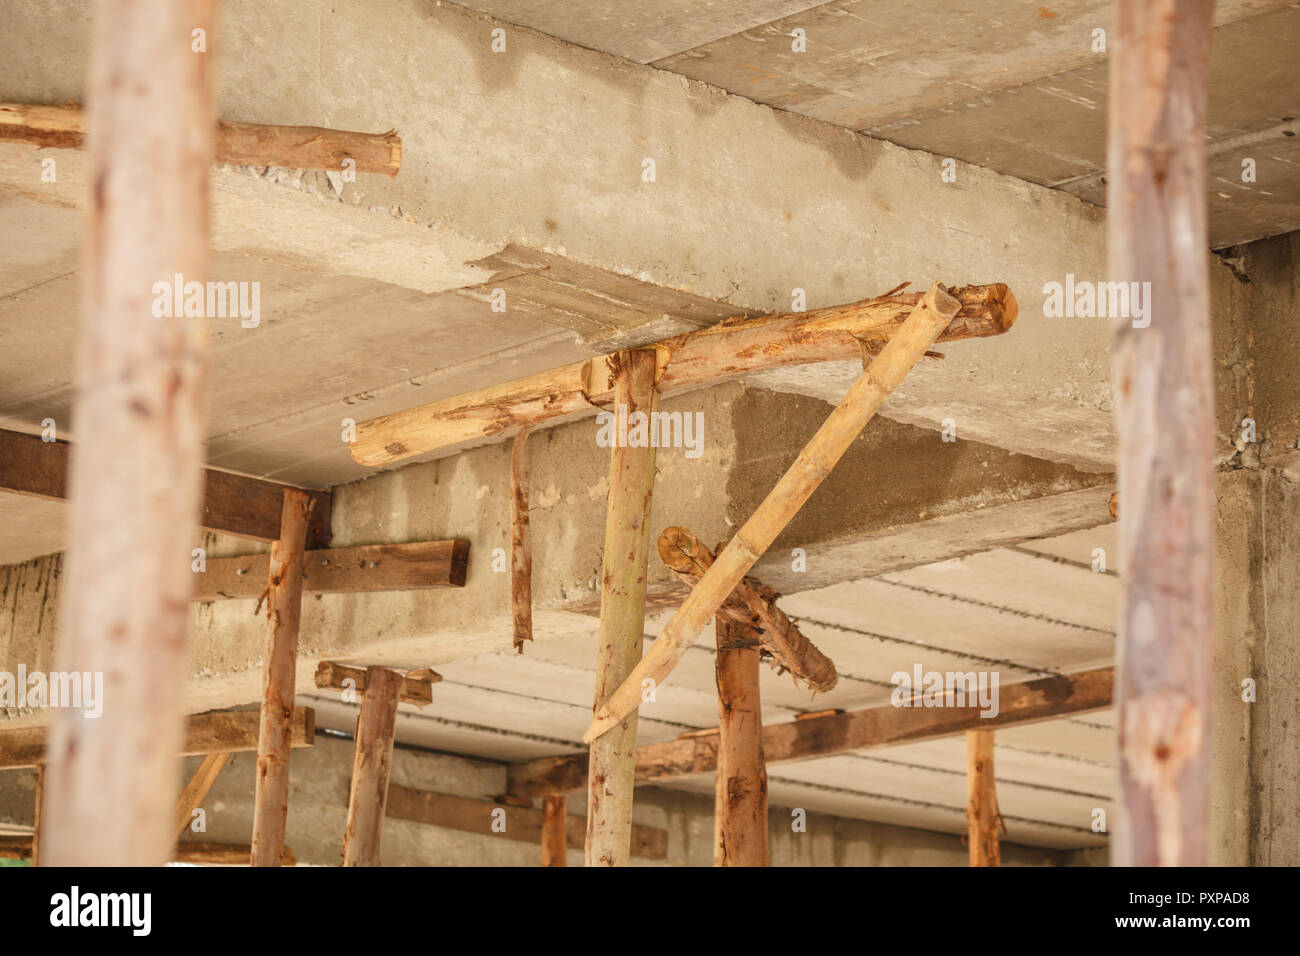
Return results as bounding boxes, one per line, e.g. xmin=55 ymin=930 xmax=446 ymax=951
xmin=0 ymin=736 xmax=1085 ymax=866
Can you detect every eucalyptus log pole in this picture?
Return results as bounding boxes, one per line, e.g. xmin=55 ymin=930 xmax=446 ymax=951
xmin=173 ymin=751 xmax=231 ymax=842
xmin=585 ymin=283 xmax=963 ymax=742
xmin=541 ymin=794 xmax=568 ymax=867
xmin=510 ymin=426 xmax=533 ymax=653
xmin=966 ymin=730 xmax=1000 ymax=867
xmin=42 ymin=0 xmax=215 ymax=867
xmin=343 ymin=666 xmax=402 ymax=866
xmin=714 ymin=617 xmax=769 ymax=866
xmin=586 ymin=349 xmax=658 ymax=866
xmin=250 ymin=489 xmax=314 ymax=866
xmin=1108 ymin=0 xmax=1216 ymax=867
xmin=32 ymin=764 xmax=44 ymax=867
xmin=0 ymin=103 xmax=402 ymax=176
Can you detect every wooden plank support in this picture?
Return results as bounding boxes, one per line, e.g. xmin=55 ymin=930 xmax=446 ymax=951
xmin=541 ymin=794 xmax=567 ymax=866
xmin=0 ymin=427 xmax=331 ymax=546
xmin=314 ymin=660 xmax=442 ymax=707
xmin=193 ymin=540 xmax=468 ymax=601
xmin=250 ymin=490 xmax=315 ymax=867
xmin=966 ymin=729 xmax=1000 ymax=867
xmin=1109 ymin=0 xmax=1216 ymax=867
xmin=586 ymin=349 xmax=659 ymax=866
xmin=510 ymin=427 xmax=533 ymax=653
xmin=343 ymin=666 xmax=403 ymax=866
xmin=714 ymin=617 xmax=769 ymax=866
xmin=349 ymin=282 xmax=1017 ymax=466
xmin=509 ymin=666 xmax=1113 ymax=799
xmin=658 ymin=526 xmax=836 ymax=692
xmin=385 ymin=784 xmax=668 ymax=861
xmin=0 ymin=707 xmax=315 ymax=770
xmin=584 ymin=283 xmax=966 ymax=742
xmin=40 ymin=0 xmax=216 ymax=868
xmin=173 ymin=752 xmax=231 ymax=843
xmin=0 ymin=103 xmax=401 ymax=176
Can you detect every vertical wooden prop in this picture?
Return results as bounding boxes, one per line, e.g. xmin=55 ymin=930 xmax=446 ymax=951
xmin=250 ymin=489 xmax=314 ymax=866
xmin=43 ymin=0 xmax=215 ymax=866
xmin=714 ymin=617 xmax=769 ymax=866
xmin=1109 ymin=0 xmax=1216 ymax=867
xmin=32 ymin=764 xmax=44 ymax=867
xmin=343 ymin=666 xmax=402 ymax=866
xmin=511 ymin=426 xmax=533 ymax=653
xmin=586 ymin=350 xmax=658 ymax=866
xmin=541 ymin=794 xmax=568 ymax=867
xmin=966 ymin=730 xmax=1000 ymax=867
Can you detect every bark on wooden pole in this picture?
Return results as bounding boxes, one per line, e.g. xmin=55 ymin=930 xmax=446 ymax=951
xmin=585 ymin=349 xmax=659 ymax=866
xmin=714 ymin=617 xmax=769 ymax=866
xmin=510 ymin=426 xmax=533 ymax=653
xmin=1108 ymin=0 xmax=1217 ymax=867
xmin=343 ymin=666 xmax=402 ymax=867
xmin=541 ymin=794 xmax=568 ymax=867
xmin=966 ymin=729 xmax=1000 ymax=867
xmin=41 ymin=0 xmax=215 ymax=867
xmin=250 ymin=489 xmax=314 ymax=866
xmin=584 ymin=283 xmax=963 ymax=742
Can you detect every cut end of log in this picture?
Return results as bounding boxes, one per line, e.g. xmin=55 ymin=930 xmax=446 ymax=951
xmin=657 ymin=525 xmax=714 ymax=575
xmin=941 ymin=283 xmax=1017 ymax=340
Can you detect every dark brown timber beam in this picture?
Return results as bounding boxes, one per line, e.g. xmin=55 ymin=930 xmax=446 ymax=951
xmin=0 ymin=707 xmax=316 ymax=770
xmin=193 ymin=540 xmax=468 ymax=601
xmin=0 ymin=428 xmax=331 ymax=546
xmin=508 ymin=666 xmax=1113 ymax=799
xmin=0 ymin=103 xmax=401 ymax=176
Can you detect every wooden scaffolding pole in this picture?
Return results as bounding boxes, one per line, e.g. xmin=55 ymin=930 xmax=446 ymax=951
xmin=1109 ymin=0 xmax=1217 ymax=867
xmin=714 ymin=617 xmax=769 ymax=866
xmin=343 ymin=666 xmax=402 ymax=867
xmin=173 ymin=752 xmax=231 ymax=843
xmin=250 ymin=489 xmax=315 ymax=866
xmin=584 ymin=283 xmax=964 ymax=742
xmin=510 ymin=426 xmax=533 ymax=653
xmin=586 ymin=349 xmax=659 ymax=866
xmin=541 ymin=794 xmax=568 ymax=867
xmin=31 ymin=764 xmax=44 ymax=867
xmin=966 ymin=730 xmax=1000 ymax=867
xmin=41 ymin=0 xmax=215 ymax=867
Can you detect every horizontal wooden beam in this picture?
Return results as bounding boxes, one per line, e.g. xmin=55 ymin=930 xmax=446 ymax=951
xmin=385 ymin=784 xmax=668 ymax=860
xmin=350 ymin=282 xmax=1017 ymax=466
xmin=0 ymin=103 xmax=401 ymax=176
xmin=0 ymin=427 xmax=331 ymax=546
xmin=0 ymin=707 xmax=315 ymax=770
xmin=0 ymin=835 xmax=298 ymax=865
xmin=193 ymin=540 xmax=469 ymax=601
xmin=508 ymin=666 xmax=1113 ymax=799
xmin=314 ymin=661 xmax=442 ymax=707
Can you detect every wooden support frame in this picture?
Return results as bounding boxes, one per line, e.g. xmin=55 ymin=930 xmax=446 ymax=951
xmin=343 ymin=667 xmax=403 ymax=866
xmin=350 ymin=283 xmax=1015 ymax=466
xmin=250 ymin=490 xmax=315 ymax=867
xmin=173 ymin=752 xmax=231 ymax=842
xmin=40 ymin=0 xmax=216 ymax=867
xmin=0 ymin=707 xmax=315 ymax=770
xmin=314 ymin=660 xmax=442 ymax=707
xmin=509 ymin=666 xmax=1113 ymax=799
xmin=0 ymin=103 xmax=402 ymax=176
xmin=584 ymin=283 xmax=966 ymax=742
xmin=0 ymin=836 xmax=297 ymax=866
xmin=541 ymin=794 xmax=567 ymax=866
xmin=586 ymin=349 xmax=659 ymax=866
xmin=714 ymin=617 xmax=769 ymax=866
xmin=193 ymin=540 xmax=467 ymax=601
xmin=1108 ymin=0 xmax=1217 ymax=867
xmin=0 ymin=427 xmax=332 ymax=547
xmin=659 ymin=526 xmax=836 ymax=692
xmin=384 ymin=784 xmax=668 ymax=861
xmin=966 ymin=730 xmax=1000 ymax=867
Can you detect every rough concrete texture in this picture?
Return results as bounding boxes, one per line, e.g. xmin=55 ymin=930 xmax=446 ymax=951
xmin=0 ymin=382 xmax=1109 ymax=729
xmin=0 ymin=735 xmax=1095 ymax=866
xmin=0 ymin=0 xmax=1119 ymax=477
